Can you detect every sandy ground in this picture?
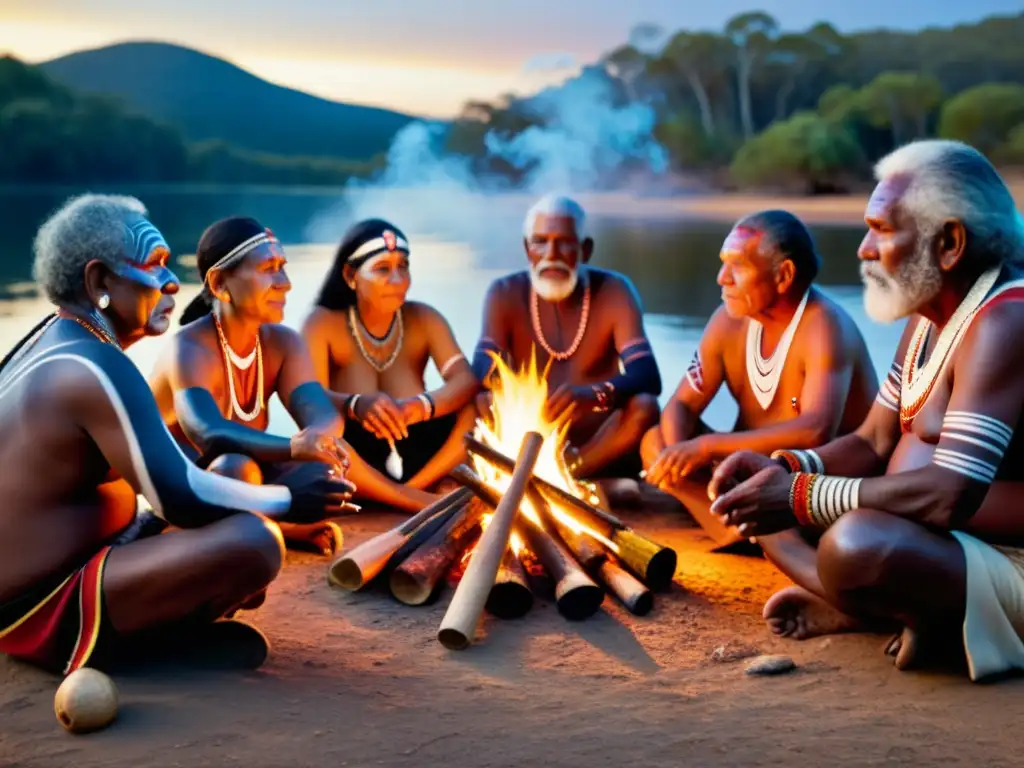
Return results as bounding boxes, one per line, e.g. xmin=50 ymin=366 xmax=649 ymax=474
xmin=3 ymin=493 xmax=1024 ymax=768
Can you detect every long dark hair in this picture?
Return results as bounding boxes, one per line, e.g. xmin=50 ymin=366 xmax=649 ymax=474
xmin=179 ymin=216 xmax=269 ymax=326
xmin=315 ymin=218 xmax=409 ymax=311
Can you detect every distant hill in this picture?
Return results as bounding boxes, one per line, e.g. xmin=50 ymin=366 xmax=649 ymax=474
xmin=40 ymin=41 xmax=418 ymax=162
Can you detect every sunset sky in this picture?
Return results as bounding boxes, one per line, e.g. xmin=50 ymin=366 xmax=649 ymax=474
xmin=2 ymin=1 xmax=1020 ymax=117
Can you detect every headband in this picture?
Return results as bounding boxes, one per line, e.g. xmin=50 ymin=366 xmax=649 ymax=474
xmin=204 ymin=228 xmax=280 ymax=285
xmin=348 ymin=229 xmax=409 ymax=264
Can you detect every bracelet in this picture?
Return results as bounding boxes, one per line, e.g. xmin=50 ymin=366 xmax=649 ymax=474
xmin=592 ymin=382 xmax=614 ymax=413
xmin=347 ymin=393 xmax=361 ymax=420
xmin=417 ymin=393 xmax=435 ymax=420
xmin=789 ymin=472 xmax=862 ymax=528
xmin=771 ymin=449 xmax=824 ymax=474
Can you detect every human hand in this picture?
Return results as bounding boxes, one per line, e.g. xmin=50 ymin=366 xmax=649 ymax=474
xmin=290 ymin=428 xmax=350 ymax=473
xmin=354 ymin=393 xmax=407 ymax=441
xmin=276 ymin=462 xmax=358 ymax=523
xmin=397 ymin=396 xmax=429 ymax=427
xmin=706 ymin=451 xmax=778 ymax=501
xmin=545 ymin=384 xmax=596 ymax=422
xmin=645 ymin=437 xmax=713 ymax=487
xmin=708 ymin=460 xmax=797 ymax=537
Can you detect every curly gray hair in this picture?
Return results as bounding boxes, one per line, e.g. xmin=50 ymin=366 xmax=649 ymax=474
xmin=32 ymin=193 xmax=149 ymax=304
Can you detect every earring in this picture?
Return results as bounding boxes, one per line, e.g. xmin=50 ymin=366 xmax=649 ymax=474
xmin=347 ymin=282 xmax=355 ymax=290
xmin=97 ymin=294 xmax=110 ymax=310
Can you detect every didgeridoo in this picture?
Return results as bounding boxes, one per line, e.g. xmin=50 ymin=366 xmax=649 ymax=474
xmin=486 ymin=545 xmax=533 ymax=620
xmin=389 ymin=500 xmax=483 ymax=606
xmin=437 ymin=432 xmax=542 ymax=650
xmin=328 ymin=487 xmax=473 ymax=591
xmin=598 ymin=557 xmax=653 ymax=616
xmin=464 ymin=435 xmax=677 ymax=591
xmin=452 ymin=465 xmax=604 ymax=621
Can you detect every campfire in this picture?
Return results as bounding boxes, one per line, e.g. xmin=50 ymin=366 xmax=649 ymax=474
xmin=328 ymin=351 xmax=678 ymax=650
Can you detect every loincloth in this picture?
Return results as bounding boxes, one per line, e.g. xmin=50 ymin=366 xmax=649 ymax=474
xmin=0 ymin=546 xmax=111 ymax=675
xmin=344 ymin=413 xmax=457 ymax=482
xmin=949 ymin=531 xmax=1024 ymax=681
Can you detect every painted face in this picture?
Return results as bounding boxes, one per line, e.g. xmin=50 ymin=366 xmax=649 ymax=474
xmin=526 ymin=214 xmax=585 ymax=302
xmin=212 ymin=240 xmax=292 ymax=324
xmin=104 ymin=230 xmax=179 ymax=339
xmin=117 ymin=219 xmax=180 ymax=291
xmin=858 ymin=176 xmax=942 ymax=323
xmin=716 ymin=226 xmax=779 ymax=318
xmin=351 ymin=245 xmax=411 ymax=314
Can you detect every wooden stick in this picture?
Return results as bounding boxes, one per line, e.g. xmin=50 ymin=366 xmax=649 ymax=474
xmin=598 ymin=557 xmax=654 ymax=616
xmin=524 ymin=489 xmax=604 ymax=620
xmin=464 ymin=436 xmax=677 ymax=591
xmin=486 ymin=546 xmax=533 ymax=619
xmin=327 ymin=487 xmax=473 ymax=591
xmin=549 ymin=518 xmax=607 ymax=571
xmin=389 ymin=500 xmax=482 ymax=606
xmin=437 ymin=432 xmax=543 ymax=650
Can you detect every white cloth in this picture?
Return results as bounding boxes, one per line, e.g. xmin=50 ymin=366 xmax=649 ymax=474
xmin=950 ymin=531 xmax=1024 ymax=681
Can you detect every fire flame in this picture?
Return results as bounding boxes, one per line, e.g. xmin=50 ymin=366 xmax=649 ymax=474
xmin=473 ymin=350 xmax=619 ymax=553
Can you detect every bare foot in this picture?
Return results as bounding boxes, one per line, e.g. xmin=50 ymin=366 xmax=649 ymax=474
xmin=763 ymin=586 xmax=861 ymax=639
xmin=883 ymin=625 xmax=965 ymax=672
xmin=278 ymin=521 xmax=343 ymax=557
xmin=883 ymin=627 xmax=921 ymax=670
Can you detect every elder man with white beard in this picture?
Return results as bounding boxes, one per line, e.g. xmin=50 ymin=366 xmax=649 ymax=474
xmin=708 ymin=140 xmax=1024 ymax=681
xmin=472 ymin=194 xmax=661 ymax=479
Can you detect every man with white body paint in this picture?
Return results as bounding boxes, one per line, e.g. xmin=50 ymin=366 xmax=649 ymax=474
xmin=0 ymin=195 xmax=353 ymax=675
xmin=473 ymin=194 xmax=662 ymax=480
xmin=710 ymin=140 xmax=1024 ymax=680
xmin=641 ymin=209 xmax=877 ymax=548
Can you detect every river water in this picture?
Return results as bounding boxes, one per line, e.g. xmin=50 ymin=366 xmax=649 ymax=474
xmin=0 ymin=187 xmax=903 ymax=432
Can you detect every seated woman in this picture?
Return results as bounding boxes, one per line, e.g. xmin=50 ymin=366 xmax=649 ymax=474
xmin=302 ymin=219 xmax=479 ymax=513
xmin=150 ymin=216 xmax=353 ymax=557
xmin=0 ymin=194 xmax=353 ymax=676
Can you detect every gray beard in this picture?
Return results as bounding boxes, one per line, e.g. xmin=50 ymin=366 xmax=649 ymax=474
xmin=861 ymin=240 xmax=942 ymax=323
xmin=530 ymin=264 xmax=581 ymax=302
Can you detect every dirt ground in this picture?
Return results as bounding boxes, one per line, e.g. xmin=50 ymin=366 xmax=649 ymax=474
xmin=2 ymin=495 xmax=1023 ymax=768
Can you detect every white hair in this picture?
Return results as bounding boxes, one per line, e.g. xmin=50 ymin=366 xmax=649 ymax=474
xmin=522 ymin=194 xmax=589 ymax=240
xmin=874 ymin=139 xmax=1024 ymax=266
xmin=32 ymin=193 xmax=148 ymax=304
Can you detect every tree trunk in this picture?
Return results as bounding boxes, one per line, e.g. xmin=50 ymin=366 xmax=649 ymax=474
xmin=737 ymin=49 xmax=755 ymax=139
xmin=775 ymin=76 xmax=796 ymax=122
xmin=685 ymin=70 xmax=716 ymax=136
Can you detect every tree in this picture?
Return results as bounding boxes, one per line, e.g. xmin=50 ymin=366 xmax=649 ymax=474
xmin=938 ymin=83 xmax=1024 ymax=155
xmin=724 ymin=11 xmax=779 ymax=139
xmin=766 ymin=23 xmax=845 ymax=121
xmin=657 ymin=32 xmax=728 ymax=137
xmin=730 ymin=111 xmax=864 ymax=193
xmin=856 ymin=72 xmax=944 ymax=146
xmin=997 ymin=123 xmax=1024 ymax=165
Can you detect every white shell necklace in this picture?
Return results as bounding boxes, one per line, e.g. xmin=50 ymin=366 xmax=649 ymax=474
xmin=213 ymin=312 xmax=264 ymax=422
xmin=899 ymin=266 xmax=1002 ymax=428
xmin=349 ymin=306 xmax=403 ymax=373
xmin=746 ymin=289 xmax=810 ymax=410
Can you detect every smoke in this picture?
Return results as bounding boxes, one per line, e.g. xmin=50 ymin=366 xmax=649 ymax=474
xmin=305 ymin=51 xmax=669 ymax=256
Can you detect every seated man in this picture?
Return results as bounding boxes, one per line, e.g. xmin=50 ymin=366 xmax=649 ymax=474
xmin=150 ymin=216 xmax=354 ymax=557
xmin=473 ymin=194 xmax=661 ymax=481
xmin=709 ymin=140 xmax=1024 ymax=681
xmin=0 ymin=195 xmax=352 ymax=675
xmin=641 ymin=210 xmax=877 ymax=548
xmin=303 ymin=218 xmax=479 ymax=513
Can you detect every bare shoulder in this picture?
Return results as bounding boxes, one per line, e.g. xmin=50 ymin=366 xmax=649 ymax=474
xmin=261 ymin=322 xmax=308 ymax=350
xmin=704 ymin=303 xmax=743 ymax=341
xmin=592 ymin=268 xmax=641 ymax=305
xmin=300 ymin=306 xmax=348 ymax=344
xmin=170 ymin=318 xmax=221 ymax=365
xmin=963 ymin=293 xmax=1024 ymax=362
xmin=485 ymin=271 xmax=529 ymax=302
xmin=802 ymin=290 xmax=856 ymax=342
xmin=404 ymin=300 xmax=453 ymax=330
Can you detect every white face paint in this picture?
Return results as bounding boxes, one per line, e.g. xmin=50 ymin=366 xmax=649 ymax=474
xmin=861 ymin=236 xmax=943 ymax=323
xmin=356 ymin=251 xmax=393 ymax=279
xmin=529 ymin=259 xmax=582 ymax=302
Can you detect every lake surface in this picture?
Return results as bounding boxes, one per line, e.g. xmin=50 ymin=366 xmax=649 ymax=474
xmin=0 ymin=187 xmax=904 ymax=432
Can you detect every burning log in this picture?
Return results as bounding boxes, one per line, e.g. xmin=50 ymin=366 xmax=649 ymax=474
xmin=550 ymin=519 xmax=607 ymax=571
xmin=328 ymin=487 xmax=473 ymax=591
xmin=464 ymin=436 xmax=677 ymax=591
xmin=437 ymin=432 xmax=543 ymax=650
xmin=389 ymin=500 xmax=482 ymax=606
xmin=449 ymin=466 xmax=605 ymax=621
xmin=598 ymin=558 xmax=654 ymax=616
xmin=486 ymin=546 xmax=533 ymax=619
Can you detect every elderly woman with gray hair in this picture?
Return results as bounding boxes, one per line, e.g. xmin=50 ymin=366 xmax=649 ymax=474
xmin=0 ymin=194 xmax=353 ymax=676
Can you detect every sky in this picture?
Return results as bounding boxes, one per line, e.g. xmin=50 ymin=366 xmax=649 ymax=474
xmin=2 ymin=0 xmax=1021 ymax=118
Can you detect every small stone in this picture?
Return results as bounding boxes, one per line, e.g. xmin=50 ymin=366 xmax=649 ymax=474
xmin=744 ymin=654 xmax=796 ymax=676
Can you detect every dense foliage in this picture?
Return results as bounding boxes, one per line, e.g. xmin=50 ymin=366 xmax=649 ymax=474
xmin=0 ymin=56 xmax=378 ymax=185
xmin=445 ymin=10 xmax=1024 ymax=192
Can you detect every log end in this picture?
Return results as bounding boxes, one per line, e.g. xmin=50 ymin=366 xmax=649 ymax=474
xmin=327 ymin=558 xmax=365 ymax=591
xmin=626 ymin=590 xmax=654 ymax=616
xmin=486 ymin=582 xmax=533 ymax=619
xmin=555 ymin=570 xmax=604 ymax=621
xmin=437 ymin=627 xmax=471 ymax=650
xmin=389 ymin=570 xmax=433 ymax=606
xmin=645 ymin=548 xmax=678 ymax=592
